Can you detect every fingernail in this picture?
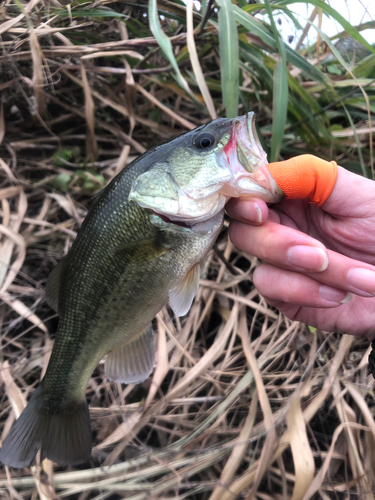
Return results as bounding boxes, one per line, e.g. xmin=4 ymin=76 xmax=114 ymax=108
xmin=236 ymin=201 xmax=262 ymax=223
xmin=347 ymin=268 xmax=375 ymax=295
xmin=287 ymin=245 xmax=328 ymax=272
xmin=319 ymin=286 xmax=352 ymax=304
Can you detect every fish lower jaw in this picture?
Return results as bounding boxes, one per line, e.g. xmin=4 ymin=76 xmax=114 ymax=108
xmin=221 ymin=174 xmax=283 ymax=203
xmin=151 ymin=209 xmax=224 ymax=234
xmin=190 ymin=210 xmax=224 ymax=234
xmin=149 ymin=193 xmax=228 ymax=227
xmin=219 ymin=149 xmax=278 ymax=203
xmin=213 ymin=162 xmax=283 ymax=203
xmin=152 ymin=211 xmax=195 ymax=229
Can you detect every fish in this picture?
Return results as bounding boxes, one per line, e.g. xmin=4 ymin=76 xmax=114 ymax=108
xmin=0 ymin=112 xmax=282 ymax=468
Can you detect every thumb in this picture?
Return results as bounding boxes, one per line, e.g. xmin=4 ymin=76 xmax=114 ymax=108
xmin=267 ymin=154 xmax=337 ymax=206
xmin=267 ymin=155 xmax=375 ymax=219
xmin=322 ymin=166 xmax=375 ymax=218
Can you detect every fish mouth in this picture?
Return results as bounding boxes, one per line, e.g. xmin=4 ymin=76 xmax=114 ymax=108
xmin=216 ymin=112 xmax=283 ymax=200
xmin=224 ymin=113 xmax=268 ymax=175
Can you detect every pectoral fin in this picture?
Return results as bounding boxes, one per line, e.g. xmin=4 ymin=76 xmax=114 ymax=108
xmin=111 ymin=236 xmax=167 ymax=264
xmin=105 ymin=327 xmax=155 ymax=384
xmin=169 ymin=264 xmax=200 ymax=317
xmin=45 ymin=258 xmax=65 ymax=312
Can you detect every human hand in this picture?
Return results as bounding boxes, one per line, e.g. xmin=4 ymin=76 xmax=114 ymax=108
xmin=227 ymin=166 xmax=375 ymax=338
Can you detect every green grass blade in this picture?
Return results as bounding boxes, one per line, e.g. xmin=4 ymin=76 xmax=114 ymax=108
xmin=201 ymin=0 xmax=208 ymax=17
xmin=264 ymin=0 xmax=286 ymax=63
xmin=60 ymin=9 xmax=126 ymax=18
xmin=285 ymin=48 xmax=327 ymax=84
xmin=263 ymin=0 xmax=288 ymax=161
xmin=243 ymin=2 xmax=303 ymax=30
xmin=270 ymin=60 xmax=288 ymax=161
xmin=354 ymin=54 xmax=375 ymax=78
xmin=148 ymin=0 xmax=191 ymax=95
xmin=217 ymin=0 xmax=239 ymax=118
xmin=234 ymin=6 xmax=276 ymax=49
xmin=311 ymin=22 xmax=367 ymax=78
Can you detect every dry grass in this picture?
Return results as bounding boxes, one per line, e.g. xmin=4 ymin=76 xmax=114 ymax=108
xmin=0 ymin=0 xmax=375 ymax=498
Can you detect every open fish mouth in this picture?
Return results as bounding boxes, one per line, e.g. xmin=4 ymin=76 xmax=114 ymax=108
xmin=219 ymin=113 xmax=280 ymax=197
xmin=129 ymin=112 xmax=283 ymax=225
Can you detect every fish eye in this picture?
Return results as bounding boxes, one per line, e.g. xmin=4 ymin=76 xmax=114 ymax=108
xmin=194 ymin=132 xmax=216 ymax=150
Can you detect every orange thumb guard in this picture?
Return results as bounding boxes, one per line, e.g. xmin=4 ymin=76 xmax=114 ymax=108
xmin=266 ymin=154 xmax=338 ymax=207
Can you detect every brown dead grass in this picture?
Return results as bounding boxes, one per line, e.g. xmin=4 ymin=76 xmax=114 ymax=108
xmin=0 ymin=1 xmax=375 ymax=499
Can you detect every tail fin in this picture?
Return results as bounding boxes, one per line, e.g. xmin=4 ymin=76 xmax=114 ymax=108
xmin=0 ymin=386 xmax=92 ymax=468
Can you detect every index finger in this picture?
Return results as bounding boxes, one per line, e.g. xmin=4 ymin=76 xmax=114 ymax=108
xmin=229 ymin=219 xmax=328 ymax=273
xmin=229 ymin=219 xmax=375 ymax=298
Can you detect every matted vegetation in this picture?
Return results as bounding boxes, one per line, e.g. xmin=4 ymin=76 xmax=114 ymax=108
xmin=0 ymin=0 xmax=375 ymax=498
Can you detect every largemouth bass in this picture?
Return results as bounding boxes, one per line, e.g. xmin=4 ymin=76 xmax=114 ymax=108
xmin=0 ymin=112 xmax=282 ymax=468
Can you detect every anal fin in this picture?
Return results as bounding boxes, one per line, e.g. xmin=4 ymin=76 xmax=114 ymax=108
xmin=105 ymin=327 xmax=155 ymax=384
xmin=169 ymin=263 xmax=200 ymax=317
